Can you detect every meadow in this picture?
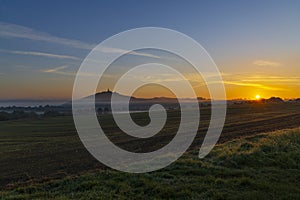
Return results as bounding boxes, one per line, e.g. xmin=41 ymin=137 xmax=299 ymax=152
xmin=0 ymin=102 xmax=300 ymax=199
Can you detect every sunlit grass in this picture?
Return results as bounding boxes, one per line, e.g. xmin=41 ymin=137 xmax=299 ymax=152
xmin=1 ymin=127 xmax=300 ymax=199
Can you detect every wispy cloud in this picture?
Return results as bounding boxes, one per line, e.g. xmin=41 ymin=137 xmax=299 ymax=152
xmin=0 ymin=22 xmax=94 ymax=50
xmin=253 ymin=59 xmax=281 ymax=67
xmin=41 ymin=65 xmax=99 ymax=77
xmin=198 ymin=73 xmax=294 ymax=91
xmin=223 ymin=81 xmax=286 ymax=91
xmin=0 ymin=49 xmax=79 ymax=60
xmin=42 ymin=65 xmax=69 ymax=73
xmin=99 ymin=47 xmax=160 ymax=59
xmin=0 ymin=22 xmax=160 ymax=59
xmin=241 ymin=75 xmax=300 ymax=83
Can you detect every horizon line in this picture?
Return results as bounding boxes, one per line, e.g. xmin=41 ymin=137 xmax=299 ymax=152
xmin=0 ymin=96 xmax=299 ymax=102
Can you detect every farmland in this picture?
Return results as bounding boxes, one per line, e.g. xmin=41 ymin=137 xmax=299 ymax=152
xmin=0 ymin=102 xmax=300 ymax=199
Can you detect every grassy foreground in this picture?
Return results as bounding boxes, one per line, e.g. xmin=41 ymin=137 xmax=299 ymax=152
xmin=1 ymin=127 xmax=300 ymax=199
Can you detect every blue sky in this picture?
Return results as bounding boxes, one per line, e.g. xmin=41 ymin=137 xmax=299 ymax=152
xmin=0 ymin=0 xmax=300 ymax=99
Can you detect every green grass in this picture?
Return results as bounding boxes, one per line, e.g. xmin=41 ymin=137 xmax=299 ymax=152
xmin=1 ymin=127 xmax=300 ymax=199
xmin=1 ymin=103 xmax=300 ymax=199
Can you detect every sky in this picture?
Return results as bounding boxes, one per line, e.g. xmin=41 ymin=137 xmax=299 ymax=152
xmin=0 ymin=0 xmax=299 ymax=100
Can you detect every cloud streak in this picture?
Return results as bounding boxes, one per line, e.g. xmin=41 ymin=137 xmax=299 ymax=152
xmin=0 ymin=22 xmax=95 ymax=50
xmin=41 ymin=65 xmax=99 ymax=77
xmin=253 ymin=60 xmax=281 ymax=67
xmin=241 ymin=75 xmax=300 ymax=83
xmin=0 ymin=22 xmax=160 ymax=59
xmin=99 ymin=47 xmax=160 ymax=59
xmin=223 ymin=81 xmax=286 ymax=91
xmin=42 ymin=65 xmax=69 ymax=73
xmin=0 ymin=49 xmax=79 ymax=60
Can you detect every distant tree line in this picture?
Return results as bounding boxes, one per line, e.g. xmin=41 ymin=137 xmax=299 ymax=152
xmin=0 ymin=110 xmax=67 ymax=121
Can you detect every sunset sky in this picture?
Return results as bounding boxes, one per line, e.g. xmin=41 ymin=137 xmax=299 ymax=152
xmin=0 ymin=0 xmax=299 ymax=100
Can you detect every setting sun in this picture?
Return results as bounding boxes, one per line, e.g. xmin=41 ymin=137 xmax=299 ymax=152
xmin=256 ymin=94 xmax=261 ymax=100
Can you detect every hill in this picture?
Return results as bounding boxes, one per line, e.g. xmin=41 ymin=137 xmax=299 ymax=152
xmin=65 ymin=90 xmax=209 ymax=112
xmin=261 ymin=97 xmax=284 ymax=103
xmin=67 ymin=89 xmax=207 ymax=105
